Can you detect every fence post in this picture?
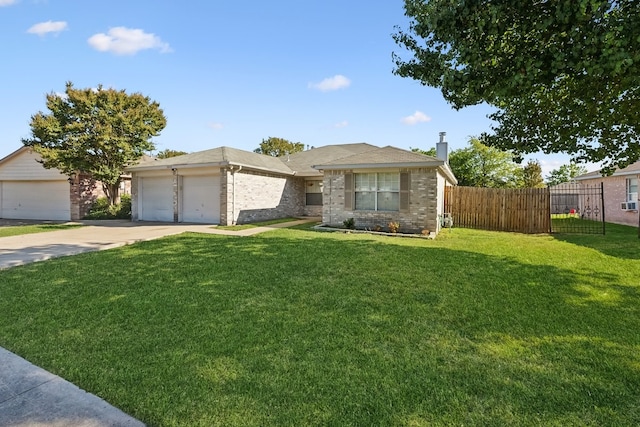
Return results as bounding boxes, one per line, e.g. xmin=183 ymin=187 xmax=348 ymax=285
xmin=600 ymin=182 xmax=606 ymax=235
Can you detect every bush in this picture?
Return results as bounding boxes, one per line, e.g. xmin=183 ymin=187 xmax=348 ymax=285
xmin=84 ymin=194 xmax=131 ymax=220
xmin=343 ymin=218 xmax=355 ymax=229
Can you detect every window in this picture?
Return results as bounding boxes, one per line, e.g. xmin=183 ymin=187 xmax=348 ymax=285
xmin=354 ymin=172 xmax=400 ymax=211
xmin=627 ymin=178 xmax=638 ymax=202
xmin=305 ymin=180 xmax=323 ymax=206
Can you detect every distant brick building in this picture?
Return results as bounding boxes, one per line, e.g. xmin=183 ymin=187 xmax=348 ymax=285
xmin=576 ymin=161 xmax=640 ymax=227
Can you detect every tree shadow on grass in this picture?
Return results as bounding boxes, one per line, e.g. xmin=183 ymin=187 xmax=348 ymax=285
xmin=0 ymin=232 xmax=639 ymax=426
xmin=552 ymin=222 xmax=640 ymax=259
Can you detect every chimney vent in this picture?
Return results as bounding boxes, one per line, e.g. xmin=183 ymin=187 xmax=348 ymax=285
xmin=436 ymin=132 xmax=448 ymax=163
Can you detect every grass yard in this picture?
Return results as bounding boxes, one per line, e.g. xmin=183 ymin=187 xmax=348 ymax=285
xmin=0 ymin=223 xmax=82 ymax=238
xmin=0 ymin=223 xmax=639 ymax=426
xmin=215 ymin=217 xmax=299 ymax=231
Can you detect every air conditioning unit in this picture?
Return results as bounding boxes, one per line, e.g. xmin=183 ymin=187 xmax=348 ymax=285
xmin=621 ymin=202 xmax=638 ymax=210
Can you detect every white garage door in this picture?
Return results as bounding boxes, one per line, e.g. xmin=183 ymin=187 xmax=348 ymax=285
xmin=140 ymin=176 xmax=173 ymax=222
xmin=1 ymin=181 xmax=71 ymax=220
xmin=180 ymin=175 xmax=220 ymax=223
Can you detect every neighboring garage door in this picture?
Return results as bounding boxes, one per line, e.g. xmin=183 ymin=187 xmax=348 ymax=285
xmin=140 ymin=176 xmax=174 ymax=222
xmin=1 ymin=181 xmax=71 ymax=220
xmin=180 ymin=175 xmax=220 ymax=223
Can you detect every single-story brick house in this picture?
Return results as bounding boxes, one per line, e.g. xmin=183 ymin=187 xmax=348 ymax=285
xmin=0 ymin=147 xmax=130 ymax=221
xmin=126 ymin=138 xmax=457 ymax=234
xmin=575 ymin=161 xmax=640 ymax=227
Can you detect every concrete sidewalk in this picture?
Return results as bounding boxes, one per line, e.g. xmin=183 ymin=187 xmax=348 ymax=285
xmin=0 ymin=347 xmax=144 ymax=427
xmin=0 ymin=218 xmax=318 ymax=426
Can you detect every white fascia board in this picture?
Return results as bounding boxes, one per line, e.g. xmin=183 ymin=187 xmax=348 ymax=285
xmin=313 ymin=161 xmax=445 ymax=170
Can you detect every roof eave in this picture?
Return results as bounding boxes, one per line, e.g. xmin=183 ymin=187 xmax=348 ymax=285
xmin=126 ymin=161 xmax=228 ymax=172
xmin=575 ymin=169 xmax=640 ymax=180
xmin=313 ymin=161 xmax=445 ymax=170
xmin=127 ymin=160 xmax=295 ymax=176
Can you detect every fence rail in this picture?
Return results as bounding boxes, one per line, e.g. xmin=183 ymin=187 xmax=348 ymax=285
xmin=444 ymin=186 xmax=551 ymax=234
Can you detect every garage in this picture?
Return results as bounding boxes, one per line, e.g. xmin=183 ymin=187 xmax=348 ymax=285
xmin=139 ymin=176 xmax=174 ymax=222
xmin=0 ymin=181 xmax=71 ymax=220
xmin=180 ymin=175 xmax=220 ymax=223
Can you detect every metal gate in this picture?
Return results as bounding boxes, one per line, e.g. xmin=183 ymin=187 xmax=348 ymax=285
xmin=549 ymin=183 xmax=605 ymax=234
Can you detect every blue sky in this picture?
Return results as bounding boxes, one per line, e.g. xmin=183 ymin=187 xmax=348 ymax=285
xmin=1 ymin=0 xmax=588 ymax=176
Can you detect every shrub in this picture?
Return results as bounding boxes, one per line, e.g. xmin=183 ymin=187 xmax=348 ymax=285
xmin=388 ymin=221 xmax=400 ymax=233
xmin=343 ymin=218 xmax=355 ymax=229
xmin=84 ymin=194 xmax=131 ymax=220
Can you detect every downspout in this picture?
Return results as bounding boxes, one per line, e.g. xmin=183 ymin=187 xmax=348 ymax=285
xmin=231 ymin=165 xmax=242 ymax=225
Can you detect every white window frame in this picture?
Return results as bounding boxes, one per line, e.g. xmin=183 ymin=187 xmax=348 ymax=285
xmin=626 ymin=177 xmax=638 ymax=203
xmin=354 ymin=172 xmax=400 ymax=211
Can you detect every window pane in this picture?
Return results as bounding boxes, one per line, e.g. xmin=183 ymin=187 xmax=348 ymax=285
xmin=355 ymin=173 xmax=376 ymax=191
xmin=628 ymin=178 xmax=638 ymax=201
xmin=355 ymin=191 xmax=375 ymax=210
xmin=377 ymin=192 xmax=399 ymax=211
xmin=306 ymin=193 xmax=322 ymax=206
xmin=306 ymin=180 xmax=322 ymax=194
xmin=377 ymin=173 xmax=399 ymax=191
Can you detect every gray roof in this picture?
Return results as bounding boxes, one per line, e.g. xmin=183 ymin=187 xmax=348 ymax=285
xmin=127 ymin=146 xmax=295 ymax=175
xmin=314 ymin=146 xmax=457 ymax=184
xmin=126 ymin=143 xmax=457 ymax=184
xmin=576 ymin=160 xmax=640 ymax=180
xmin=280 ymin=143 xmax=377 ymax=176
xmin=314 ymin=145 xmax=443 ymax=168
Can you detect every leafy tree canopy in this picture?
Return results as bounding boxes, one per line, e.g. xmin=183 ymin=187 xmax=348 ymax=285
xmin=254 ymin=137 xmax=304 ymax=157
xmin=156 ymin=149 xmax=188 ymax=159
xmin=393 ymin=0 xmax=640 ymax=173
xmin=545 ymin=163 xmax=588 ymax=186
xmin=449 ymin=137 xmax=523 ymax=188
xmin=23 ymin=82 xmax=166 ymax=205
xmin=411 ymin=147 xmax=437 ymax=157
xmin=522 ymin=160 xmax=545 ymax=188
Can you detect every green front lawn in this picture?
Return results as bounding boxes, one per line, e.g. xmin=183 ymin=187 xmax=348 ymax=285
xmin=215 ymin=217 xmax=299 ymax=231
xmin=0 ymin=224 xmax=639 ymax=426
xmin=0 ymin=223 xmax=82 ymax=238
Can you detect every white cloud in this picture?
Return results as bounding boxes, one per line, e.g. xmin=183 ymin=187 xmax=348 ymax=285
xmin=0 ymin=0 xmax=18 ymax=6
xmin=334 ymin=120 xmax=348 ymax=128
xmin=88 ymin=27 xmax=172 ymax=55
xmin=27 ymin=20 xmax=67 ymax=36
xmin=401 ymin=111 xmax=432 ymax=125
xmin=208 ymin=122 xmax=223 ymax=130
xmin=308 ymin=75 xmax=351 ymax=92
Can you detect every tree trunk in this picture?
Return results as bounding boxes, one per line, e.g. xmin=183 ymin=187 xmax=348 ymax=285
xmin=102 ymin=181 xmax=121 ymax=206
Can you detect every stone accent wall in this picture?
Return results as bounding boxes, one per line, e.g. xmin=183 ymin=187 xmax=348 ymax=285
xmin=220 ymin=168 xmax=304 ymax=225
xmin=322 ymin=168 xmax=442 ymax=234
xmin=130 ymin=174 xmax=139 ymax=221
xmin=69 ymin=173 xmax=104 ymax=220
xmin=580 ymin=176 xmax=639 ymax=226
xmin=304 ymin=205 xmax=322 ymax=217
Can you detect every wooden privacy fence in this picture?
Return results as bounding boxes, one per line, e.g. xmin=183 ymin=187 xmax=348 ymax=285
xmin=445 ymin=186 xmax=551 ymax=233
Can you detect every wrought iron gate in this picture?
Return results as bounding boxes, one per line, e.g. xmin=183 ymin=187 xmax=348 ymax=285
xmin=549 ymin=182 xmax=605 ymax=234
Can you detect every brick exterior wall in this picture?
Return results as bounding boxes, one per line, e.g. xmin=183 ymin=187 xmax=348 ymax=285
xmin=321 ymin=168 xmax=443 ymax=234
xmin=580 ymin=175 xmax=639 ymax=227
xmin=69 ymin=173 xmax=103 ymax=220
xmin=69 ymin=174 xmax=132 ymax=220
xmin=220 ymin=168 xmax=305 ymax=225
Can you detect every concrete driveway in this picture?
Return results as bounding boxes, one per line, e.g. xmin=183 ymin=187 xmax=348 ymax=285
xmin=0 ymin=218 xmax=319 ymax=270
xmin=0 ymin=220 xmax=223 ymax=270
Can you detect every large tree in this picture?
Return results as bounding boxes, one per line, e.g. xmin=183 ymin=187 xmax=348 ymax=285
xmin=545 ymin=163 xmax=588 ymax=186
xmin=449 ymin=138 xmax=523 ymax=188
xmin=393 ymin=0 xmax=640 ymax=173
xmin=156 ymin=149 xmax=188 ymax=159
xmin=522 ymin=160 xmax=545 ymax=188
xmin=411 ymin=147 xmax=437 ymax=157
xmin=254 ymin=137 xmax=304 ymax=157
xmin=23 ymin=82 xmax=166 ymax=205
